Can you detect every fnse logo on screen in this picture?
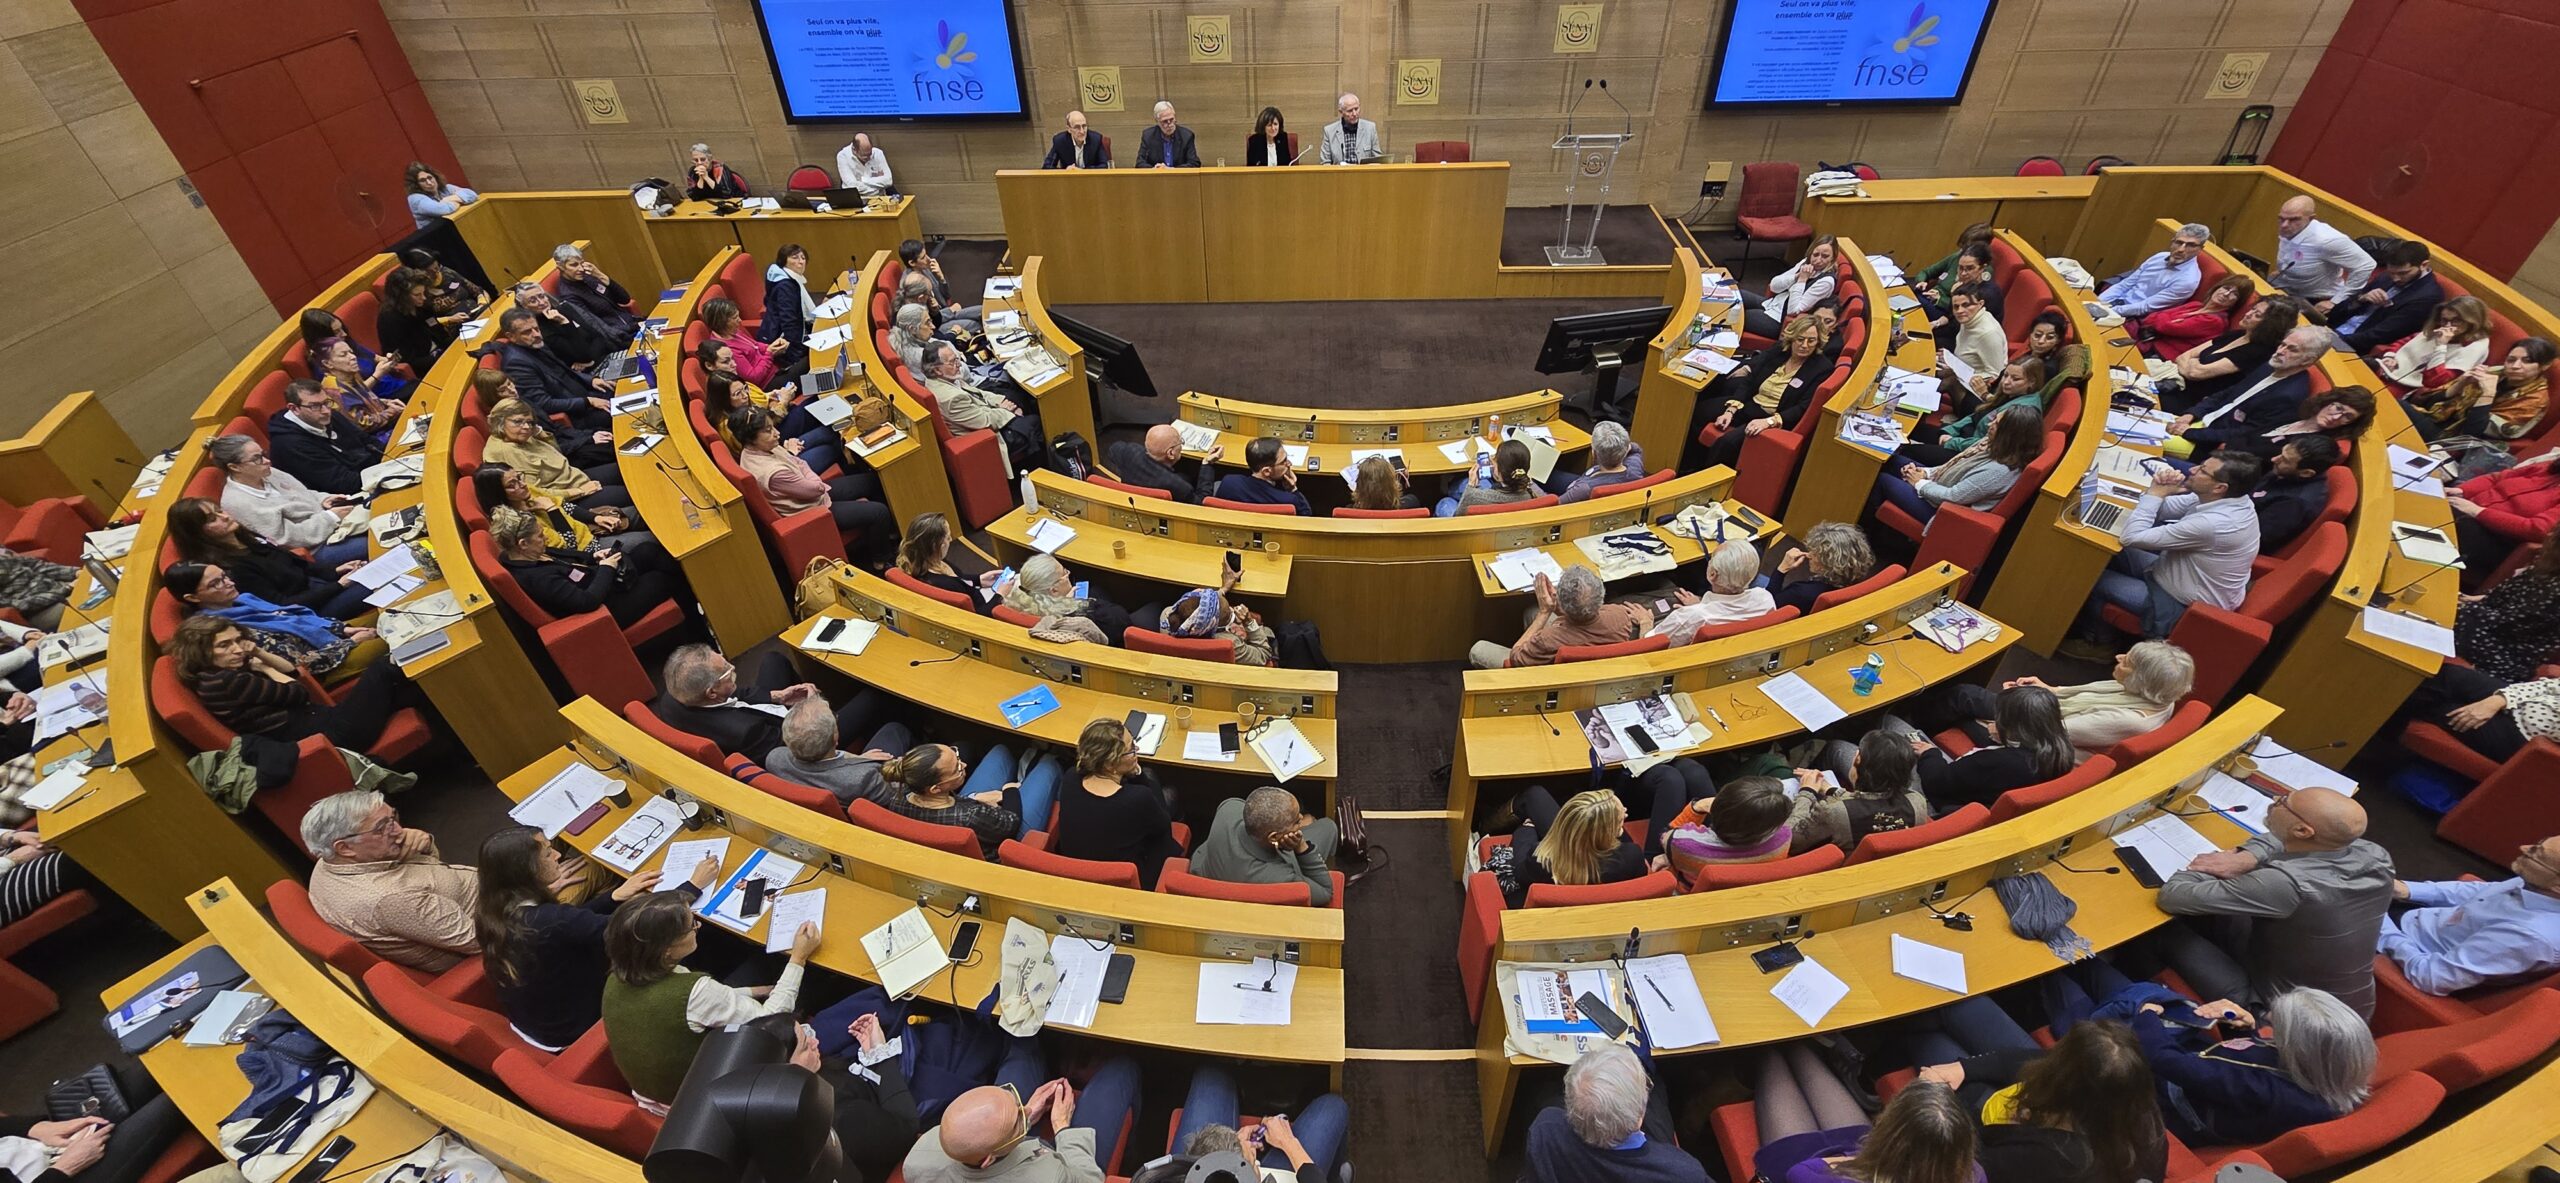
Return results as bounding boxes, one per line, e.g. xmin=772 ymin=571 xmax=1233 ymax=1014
xmin=1855 ymin=4 xmax=1945 ymax=88
xmin=1711 ymin=0 xmax=1991 ymax=106
xmin=911 ymin=19 xmax=984 ymax=104
xmin=755 ymin=0 xmax=1025 ymax=120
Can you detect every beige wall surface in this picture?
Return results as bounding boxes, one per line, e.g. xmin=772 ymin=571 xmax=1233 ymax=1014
xmin=0 ymin=0 xmax=269 ymax=445
xmin=396 ymin=0 xmax=2351 ymax=240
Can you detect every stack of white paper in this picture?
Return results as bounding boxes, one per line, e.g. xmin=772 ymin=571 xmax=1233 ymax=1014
xmin=658 ymin=837 xmax=730 ymax=884
xmin=1759 ymin=671 xmax=1846 ymax=731
xmin=2194 ymin=772 xmax=2273 ymax=833
xmin=81 ymin=524 xmax=139 ymax=561
xmin=1485 ymin=548 xmax=1565 ymax=593
xmin=595 ymin=796 xmax=687 ymax=872
xmin=1173 ymin=420 xmax=1222 ymax=452
xmin=1679 ymin=349 xmax=1741 ymax=376
xmin=1198 ymin=957 xmax=1296 ymax=1025
xmin=1026 ymin=517 xmax=1078 ymax=553
xmin=2248 ymin=737 xmax=2358 ymax=794
xmin=1771 ymin=957 xmax=1851 ymax=1026
xmin=702 ymin=850 xmax=807 ymax=933
xmin=1045 ymin=935 xmax=1111 ymax=1028
xmin=2112 ymin=814 xmax=2222 ymax=878
xmin=1245 ymin=718 xmax=1324 ymax=784
xmin=2104 ymin=410 xmax=2171 ymax=445
xmin=1181 ymin=731 xmax=1239 ymax=763
xmin=507 ymin=762 xmax=625 ymax=838
xmin=1626 ymin=955 xmax=1718 ymax=1049
xmin=1890 ymin=934 xmax=1968 ymax=994
xmin=2386 ymin=444 xmax=2444 ymax=484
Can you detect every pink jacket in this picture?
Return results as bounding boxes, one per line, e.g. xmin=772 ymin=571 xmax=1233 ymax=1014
xmin=739 ymin=445 xmax=827 ymax=514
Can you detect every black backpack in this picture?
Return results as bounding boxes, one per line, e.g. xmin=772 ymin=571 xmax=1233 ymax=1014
xmin=1046 ymin=431 xmax=1095 ymax=480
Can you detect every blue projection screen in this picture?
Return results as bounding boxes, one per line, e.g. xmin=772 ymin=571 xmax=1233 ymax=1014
xmin=747 ymin=0 xmax=1030 ymax=123
xmin=1707 ymin=0 xmax=2000 ymax=108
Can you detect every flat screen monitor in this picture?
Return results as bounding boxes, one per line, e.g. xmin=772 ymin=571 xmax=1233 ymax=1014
xmin=1048 ymin=311 xmax=1158 ymax=400
xmin=1706 ymin=0 xmax=2000 ymax=108
xmin=1535 ymin=306 xmax=1677 ymax=376
xmin=746 ymin=0 xmax=1031 ymax=123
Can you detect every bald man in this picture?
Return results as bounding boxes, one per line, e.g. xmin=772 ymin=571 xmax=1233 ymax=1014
xmin=902 ymin=1056 xmax=1139 ymax=1182
xmin=2155 ymin=785 xmax=2396 ymax=1018
xmin=1104 ymin=425 xmax=1222 ymax=503
xmin=1042 ymin=110 xmax=1111 ymax=170
xmin=2270 ymin=196 xmax=2375 ymax=316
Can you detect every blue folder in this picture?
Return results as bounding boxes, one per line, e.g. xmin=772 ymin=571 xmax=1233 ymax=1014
xmin=1000 ymin=684 xmax=1061 ymax=729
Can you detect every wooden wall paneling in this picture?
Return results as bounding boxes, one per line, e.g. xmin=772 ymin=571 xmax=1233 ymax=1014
xmin=1197 ymin=164 xmax=1507 ymax=301
xmin=2064 ymin=166 xmax=2259 ymax=277
xmin=996 ymin=169 xmax=1208 ymax=304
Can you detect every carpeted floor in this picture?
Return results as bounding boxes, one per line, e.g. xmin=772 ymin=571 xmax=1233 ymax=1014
xmin=1500 ymin=204 xmax=1679 ymax=267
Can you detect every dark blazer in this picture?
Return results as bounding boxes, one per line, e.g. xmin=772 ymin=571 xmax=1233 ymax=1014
xmin=557 ymin=274 xmax=640 ymax=341
xmin=1916 ymin=744 xmax=2057 ymax=812
xmin=2130 ymin=1010 xmax=2340 ymax=1147
xmin=375 ymin=302 xmax=456 ymax=372
xmin=1135 ymin=124 xmax=1202 ymax=169
xmin=1717 ymin=346 xmax=1838 ymax=430
xmin=505 ymin=548 xmax=676 ymax=627
xmin=263 ymin=408 xmax=382 ymax=495
xmin=1105 ymin=439 xmax=1208 ymax=502
xmin=2335 ymin=269 xmax=2445 ymax=354
xmin=684 ymin=165 xmax=749 ymax=200
xmin=536 ymin=303 xmax=614 ymax=368
xmin=1243 ymin=131 xmax=1297 ymax=166
xmin=2250 ymin=470 xmax=2331 ymax=552
xmin=1042 ymin=131 xmax=1111 ymax=169
xmin=759 ymin=270 xmax=812 ymax=375
xmin=218 ymin=534 xmax=344 ymax=611
xmin=2177 ymin=365 xmax=2311 ymax=454
xmin=649 ymin=681 xmax=791 ymax=758
xmin=493 ymin=340 xmax=607 ymax=432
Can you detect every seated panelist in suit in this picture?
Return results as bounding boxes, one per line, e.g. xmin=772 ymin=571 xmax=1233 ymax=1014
xmin=1043 ymin=110 xmax=1112 ymax=169
xmin=1137 ymin=101 xmax=1202 ymax=169
xmin=1244 ymin=107 xmax=1294 ymax=166
xmin=648 ymin=642 xmax=890 ymax=761
xmin=1319 ymin=94 xmax=1381 ymax=164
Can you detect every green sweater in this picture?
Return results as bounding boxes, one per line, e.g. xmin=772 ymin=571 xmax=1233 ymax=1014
xmin=603 ymin=971 xmax=703 ymax=1103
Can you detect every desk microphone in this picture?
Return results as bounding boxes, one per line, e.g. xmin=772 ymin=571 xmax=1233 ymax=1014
xmin=648 ymin=450 xmax=705 ymax=510
xmin=2369 ymin=550 xmax=2463 ymax=607
xmin=907 ymin=651 xmax=966 ymax=667
xmin=1289 ymin=141 xmax=1319 ymax=165
xmin=1303 ymin=412 xmax=1318 ymax=442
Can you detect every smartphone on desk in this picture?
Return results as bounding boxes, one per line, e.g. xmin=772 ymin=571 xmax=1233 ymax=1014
xmin=1099 ymin=952 xmax=1136 ymax=1004
xmin=948 ymin=919 xmax=981 ymax=963
xmin=1752 ymin=942 xmax=1804 ymax=975
xmin=1218 ymin=722 xmax=1240 ymax=754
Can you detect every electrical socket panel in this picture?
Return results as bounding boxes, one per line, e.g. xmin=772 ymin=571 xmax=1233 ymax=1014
xmin=892 ymin=874 xmax=966 ymax=915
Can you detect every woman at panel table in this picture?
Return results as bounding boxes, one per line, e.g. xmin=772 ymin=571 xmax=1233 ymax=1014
xmin=2159 ymin=296 xmax=2300 ymax=415
xmin=2203 ymin=383 xmax=2376 ymax=465
xmin=376 ymin=266 xmax=462 ymax=373
xmin=169 ymin=615 xmax=427 ymax=753
xmin=2407 ymin=336 xmax=2557 ymax=448
xmin=1873 ymin=402 xmax=2042 ymax=530
xmin=759 ymin=243 xmax=817 ymax=382
xmin=472 ymin=463 xmax=655 ymax=558
xmin=603 ymin=890 xmax=816 ymax=1113
xmin=1001 ymin=553 xmax=1139 ymax=644
xmin=489 ymin=506 xmax=687 ymax=630
xmin=299 ymin=307 xmax=411 ymax=401
xmin=474 ymin=824 xmax=719 ymax=1053
xmin=1975 ymin=639 xmax=2195 ymax=760
xmin=166 ymin=561 xmax=377 ymax=680
xmin=1902 ymin=684 xmax=2077 ymax=813
xmin=1245 ymin=107 xmax=1295 ymax=167
xmin=480 ymin=384 xmax=632 ymax=510
xmin=1050 ymin=718 xmax=1185 ymax=888
xmin=312 ymin=336 xmax=405 ymax=443
xmin=1743 ymin=235 xmax=1839 ymax=340
xmin=1695 ymin=313 xmax=1837 ymax=472
xmin=1750 ymin=1066 xmax=1981 ymax=1183
xmin=2135 ymin=273 xmax=2253 ymax=362
xmin=731 ymin=406 xmax=896 ymax=570
xmin=168 ymin=497 xmax=372 ymax=621
xmin=702 ymin=296 xmax=785 ymax=389
xmin=2376 ymin=295 xmax=2494 ymax=397
xmin=1896 ymin=1011 xmax=2169 ymax=1183
xmin=877 ymin=741 xmax=1063 ymax=857
xmin=1787 ymin=730 xmax=1930 ymax=856
xmin=896 ymin=511 xmax=998 ymax=615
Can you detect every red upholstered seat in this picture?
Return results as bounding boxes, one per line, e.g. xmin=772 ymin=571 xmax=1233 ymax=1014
xmin=267 ymin=879 xmax=485 ymax=1000
xmin=2409 ymin=728 xmax=2560 ymax=864
xmin=1524 ymin=871 xmax=1678 ymax=907
xmin=890 ymin=364 xmax=1014 ymax=528
xmin=1126 ymin=626 xmax=1234 ymax=662
xmin=1904 ymin=432 xmax=2070 ymax=599
xmin=990 ymin=602 xmax=1039 ymax=628
xmin=997 ymin=839 xmax=1142 ymax=890
xmin=493 ymin=1025 xmax=662 ymax=1159
xmin=2102 ymin=522 xmax=2345 ymax=704
xmin=1684 ymin=605 xmax=1800 ymax=643
xmin=0 ymin=886 xmax=94 ymax=1039
xmin=886 ymin=567 xmax=976 ymax=611
xmin=244 ymin=370 xmax=291 ymax=420
xmin=1810 ymin=563 xmax=1908 ymax=613
xmin=1463 ymin=494 xmax=1560 ymax=515
xmin=621 ymin=699 xmax=724 ymax=768
xmin=847 ymin=796 xmax=985 ymax=860
xmin=708 ymin=435 xmax=854 ymax=577
xmin=785 ymin=165 xmax=831 ymax=192
xmin=2373 ymin=988 xmax=2560 ymax=1094
xmin=2253 ymin=466 xmax=2358 ymax=579
xmin=2015 ymin=155 xmax=2065 ymax=176
xmin=1985 ymin=754 xmax=2118 ymax=824
xmin=1686 ymin=845 xmax=1842 ymax=892
xmin=2096 ymin=700 xmax=2211 ymax=768
xmin=726 ymin=757 xmax=846 ymax=819
xmin=468 ymin=532 xmax=658 ymax=710
xmin=2372 ymin=951 xmax=2560 ymax=1034
xmin=1332 ymin=506 xmax=1428 ymax=518
xmin=1204 ymin=496 xmax=1294 ymax=514
xmin=1553 ymin=635 xmax=1670 ymax=663
xmin=2193 ymin=1072 xmax=2442 ymax=1179
xmin=1734 ymin=368 xmax=1849 ymax=514
xmin=1089 ymin=473 xmax=1172 ymax=499
xmin=717 ymin=253 xmax=765 ymax=324
xmin=363 ymin=960 xmax=551 ymax=1073
xmin=1734 ymin=162 xmax=1812 ymax=259
xmin=1846 ymin=803 xmax=1990 ymax=865
xmin=1414 ymin=140 xmax=1472 ymax=163
xmin=1158 ymin=857 xmax=1343 ymax=909
xmin=151 ymin=658 xmax=357 ymax=840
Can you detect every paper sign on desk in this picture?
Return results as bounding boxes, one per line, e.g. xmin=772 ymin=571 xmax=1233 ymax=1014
xmin=1173 ymin=420 xmax=1222 ymax=453
xmin=507 ymin=761 xmax=623 ymax=838
xmin=983 ymin=277 xmax=1024 ymax=301
xmin=2362 ymin=606 xmax=2457 ymax=657
xmin=1680 ymin=348 xmax=1741 ymax=376
xmin=1198 ymin=957 xmax=1296 ymax=1025
xmin=1626 ymin=955 xmax=1719 ymax=1049
xmin=1890 ymin=935 xmax=1968 ymax=995
xmin=2391 ymin=523 xmax=2464 ymax=567
xmin=1025 ymin=517 xmax=1077 ymax=554
xmin=596 ymin=796 xmax=687 ymax=873
xmin=1438 ymin=436 xmax=1490 ymax=466
xmin=2387 ymin=444 xmax=2445 ymax=483
xmin=1046 ymin=935 xmax=1111 ymax=1028
xmin=2396 ymin=475 xmax=2447 ymax=499
xmin=1245 ymin=718 xmax=1323 ymax=784
xmin=2195 ymin=772 xmax=2273 ymax=834
xmin=764 ymin=888 xmax=827 ymax=954
xmin=2111 ymin=814 xmax=2222 ymax=880
xmin=1181 ymin=731 xmax=1239 ymax=762
xmin=2248 ymin=736 xmax=2359 ymax=795
xmin=816 ymin=293 xmax=854 ymax=319
xmin=996 ymin=917 xmax=1058 ymax=1035
xmin=1282 ymin=444 xmax=1310 ymax=470
xmin=861 ymin=906 xmax=945 ymax=998
xmin=1771 ymin=957 xmax=1851 ymax=1027
xmin=2104 ymin=410 xmax=2171 ymax=445
xmin=1760 ymin=671 xmax=1847 ymax=732
xmin=1520 ymin=967 xmax=1619 ymax=1035
xmin=1887 ymin=293 xmax=1923 ymax=313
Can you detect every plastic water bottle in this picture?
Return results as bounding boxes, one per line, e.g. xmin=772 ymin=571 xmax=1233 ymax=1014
xmin=1850 ymin=652 xmax=1885 ymax=696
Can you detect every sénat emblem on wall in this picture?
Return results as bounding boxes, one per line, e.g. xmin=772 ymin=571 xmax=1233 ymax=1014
xmin=2207 ymin=52 xmax=2269 ymax=100
xmin=1396 ymin=59 xmax=1440 ymax=106
xmin=1188 ymin=15 xmax=1232 ymax=64
xmin=1079 ymin=66 xmax=1124 ymax=111
xmin=571 ymin=79 xmax=627 ymax=125
xmin=1555 ymin=3 xmax=1603 ymax=54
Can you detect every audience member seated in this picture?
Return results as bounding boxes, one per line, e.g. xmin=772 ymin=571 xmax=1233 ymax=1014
xmin=1744 ymin=236 xmax=1838 ymax=339
xmin=1135 ymin=100 xmax=1203 ymax=169
xmin=896 ymin=511 xmax=999 ymax=615
xmin=482 ymin=386 xmax=631 ymax=510
xmin=404 ymin=247 xmax=488 ymax=324
xmin=1153 ymin=568 xmax=1277 ymax=666
xmin=2155 ymin=786 xmax=2393 ymax=1018
xmin=2333 ymin=239 xmax=2445 ymax=355
xmin=2447 ymin=450 xmax=2560 ymax=581
xmin=2166 ymin=325 xmax=2333 ymax=457
xmin=1752 ymin=1061 xmax=1976 ymax=1183
xmin=0 ymin=1064 xmax=188 ymax=1183
xmin=1147 ymin=1064 xmax=1347 ymax=1183
xmin=1043 ymin=109 xmax=1112 ymax=169
xmin=166 ymin=562 xmax=375 ymax=679
xmin=1521 ymin=1043 xmax=1708 ymax=1183
xmin=2205 ymin=382 xmax=2375 ymax=465
xmin=512 ymin=281 xmax=615 ymax=369
xmin=210 ymin=433 xmax=370 ymax=568
xmin=2098 ymin=223 xmax=2208 ymax=320
xmin=2136 ymin=274 xmax=2253 ymax=362
xmin=899 ymin=273 xmax=971 ymax=343
xmin=879 ymin=742 xmax=1060 ymax=857
xmin=473 ymin=824 xmax=719 ymax=1053
xmin=1921 ymin=354 xmax=2045 ymax=454
xmin=2045 ymin=960 xmax=2374 ymax=1147
xmin=2452 ymin=530 xmax=2560 ymax=683
xmin=1049 ymin=718 xmax=1183 ymax=888
xmin=301 ymin=304 xmax=411 ymax=397
xmin=301 ymin=789 xmax=477 ymax=972
xmin=0 ymin=549 xmax=69 ymax=633
xmin=0 ymin=637 xmax=35 ymax=697
xmin=2015 ymin=310 xmax=2092 ymax=405
xmin=2377 ymin=296 xmax=2493 ymax=396
xmin=602 ymin=890 xmax=815 ymax=1112
xmin=1492 ymin=787 xmax=1650 ymax=907
xmin=1920 ymin=244 xmax=2000 ymax=334
xmin=310 ymin=336 xmax=404 ymax=444
xmin=491 ymin=309 xmax=616 ymax=462
xmin=766 ymin=698 xmax=909 ymax=811
xmin=1469 ymin=566 xmax=1653 ymax=669
xmin=0 ymin=827 xmax=100 ymax=928
xmin=701 ymin=354 xmax=843 ymax=473
xmin=1690 ymin=314 xmax=1834 ymax=471
xmin=1648 ymin=541 xmax=1776 ymax=645
xmin=788 ymin=1012 xmax=921 ymax=1183
xmin=650 ymin=643 xmax=888 ymax=760
xmin=265 ymin=378 xmax=384 ymax=496
xmin=1906 ymin=685 xmax=2076 ymax=811
xmin=1191 ymin=784 xmax=1341 ymax=906
xmin=888 ymin=303 xmax=933 ymax=373
xmin=474 ymin=463 xmax=651 ymax=556
xmin=1769 ymin=522 xmax=1878 ymax=615
xmin=168 ymin=497 xmax=370 ymax=621
xmin=1788 ymin=730 xmax=1929 ymax=855
xmin=552 ymin=243 xmax=641 ymax=341
xmin=1106 ymin=424 xmax=1219 ymax=503
xmin=1979 ymin=640 xmax=2195 ymax=759
xmin=1435 ymin=438 xmax=1541 ymax=516
xmin=2161 ymin=297 xmax=2301 ymax=415
xmin=1555 ymin=422 xmax=1645 ymax=504
xmin=922 ymin=340 xmax=1042 ymax=470
xmin=732 ymin=405 xmax=897 ymax=569
xmin=900 ymin=239 xmax=981 ymax=324
xmin=171 ymin=617 xmax=424 ymax=759
xmin=487 ymin=506 xmax=686 ymax=629
xmin=2402 ymin=661 xmax=2560 ymax=763
xmin=837 ymin=133 xmax=892 ymax=194
xmin=1348 ymin=454 xmax=1422 ymax=511
xmin=759 ymin=244 xmax=818 ymax=379
xmin=1661 ymin=776 xmax=1794 ymax=880
xmin=376 ymin=266 xmax=460 ymax=373
xmin=904 ymin=1059 xmax=1141 ymax=1183
xmin=2411 ymin=336 xmax=2557 ymax=453
xmin=1900 ymin=1009 xmax=2168 ymax=1183
xmin=2070 ymin=452 xmax=2263 ymax=648
xmin=1000 ymin=554 xmax=1137 ymax=643
xmin=2248 ymin=435 xmax=2344 ymax=553
xmin=1910 ymin=222 xmax=1995 ymax=308
xmin=2380 ymin=834 xmax=2560 ymax=995
xmin=403 ymin=159 xmax=478 ymax=228
xmin=2271 ymin=196 xmax=2376 ymax=316
xmin=682 ymin=142 xmax=750 ymax=199
xmin=1212 ymin=436 xmax=1314 ymax=515
xmin=1875 ymin=404 xmax=2042 ymax=528
xmin=1935 ymin=283 xmax=2010 ymax=414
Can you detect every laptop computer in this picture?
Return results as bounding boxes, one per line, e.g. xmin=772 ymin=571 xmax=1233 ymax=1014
xmin=593 ymin=349 xmax=639 ymax=382
xmin=800 ymin=349 xmax=853 ymax=396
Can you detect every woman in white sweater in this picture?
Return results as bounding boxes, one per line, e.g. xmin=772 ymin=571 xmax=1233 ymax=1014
xmin=208 ymin=433 xmax=371 ymax=568
xmin=2003 ymin=640 xmax=2196 ymax=759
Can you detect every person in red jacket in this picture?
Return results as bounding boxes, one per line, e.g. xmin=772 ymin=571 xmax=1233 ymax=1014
xmin=2139 ymin=274 xmax=2252 ymax=361
xmin=2451 ymin=450 xmax=2560 ymax=588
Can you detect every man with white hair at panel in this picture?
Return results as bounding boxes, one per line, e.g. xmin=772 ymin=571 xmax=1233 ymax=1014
xmin=2098 ymin=222 xmax=2210 ymax=319
xmin=1522 ymin=1043 xmax=1709 ymax=1182
xmin=550 ymin=244 xmax=641 ymax=341
xmin=1471 ymin=565 xmax=1654 ymax=669
xmin=1319 ymin=92 xmax=1381 ymax=164
xmin=1135 ymin=101 xmax=1201 ymax=169
xmin=303 ymin=789 xmax=481 ymax=972
xmin=2270 ymin=196 xmax=2374 ymax=318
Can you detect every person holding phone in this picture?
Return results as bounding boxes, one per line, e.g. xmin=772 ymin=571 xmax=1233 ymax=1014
xmin=1049 ymin=718 xmax=1184 ymax=888
xmin=474 ymin=825 xmax=722 ymax=1053
xmin=1785 ymin=730 xmax=1931 ymax=855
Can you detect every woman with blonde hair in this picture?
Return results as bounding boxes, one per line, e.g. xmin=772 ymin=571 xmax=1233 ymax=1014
xmin=895 ymin=511 xmax=998 ymax=615
xmin=2379 ymin=294 xmax=2494 ymax=395
xmin=476 ymin=369 xmax=630 ymax=507
xmin=1772 ymin=521 xmax=1876 ymax=614
xmin=1348 ymin=454 xmax=1418 ymax=511
xmin=1494 ymin=787 xmax=1648 ymax=907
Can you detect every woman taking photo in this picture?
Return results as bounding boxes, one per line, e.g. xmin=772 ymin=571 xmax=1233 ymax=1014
xmin=1435 ymin=438 xmax=1541 ymax=516
xmin=166 ymin=562 xmax=376 ymax=678
xmin=1244 ymin=107 xmax=1295 ymax=166
xmin=896 ymin=512 xmax=999 ymax=614
xmin=1908 ymin=685 xmax=2077 ymax=812
xmin=1875 ymin=403 xmax=2042 ymax=529
xmin=1050 ymin=718 xmax=1185 ymax=887
xmin=2378 ymin=295 xmax=2495 ymax=395
xmin=730 ymin=406 xmax=895 ymax=569
xmin=876 ymin=741 xmax=1063 ymax=857
xmin=1694 ymin=313 xmax=1837 ymax=471
xmin=701 ymin=363 xmax=840 ymax=472
xmin=481 ymin=385 xmax=632 ymax=510
xmin=168 ymin=497 xmax=371 ymax=620
xmin=759 ymin=243 xmax=817 ymax=380
xmin=168 ymin=615 xmax=427 ymax=752
xmin=2137 ymin=273 xmax=2252 ymax=362
xmin=475 ymin=825 xmax=720 ymax=1052
xmin=488 ymin=507 xmax=686 ymax=629
xmin=312 ymin=336 xmax=405 ymax=442
xmin=1788 ymin=729 xmax=1930 ymax=855
xmin=602 ymin=890 xmax=818 ymax=1111
xmin=702 ymin=296 xmax=785 ymax=388
xmin=2162 ymin=295 xmax=2301 ymax=414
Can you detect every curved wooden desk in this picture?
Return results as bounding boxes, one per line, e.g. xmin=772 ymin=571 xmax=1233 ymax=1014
xmin=0 ymin=390 xmax=143 ymax=518
xmin=1473 ymin=694 xmax=2277 ymax=1151
xmin=1782 ymin=237 xmax=1942 ymax=535
xmin=1807 ymin=175 xmax=2100 ymax=275
xmin=822 ymin=250 xmax=954 ymax=528
xmin=1174 ymin=389 xmax=1591 ymax=481
xmin=984 ymin=255 xmax=1100 ymax=452
xmin=532 ymin=699 xmax=1347 ymax=1064
xmin=1449 ymin=563 xmax=2015 ymax=872
xmin=2333 ymin=1054 xmax=2560 ymax=1182
xmin=446 ymin=190 xmax=672 ymax=296
xmin=645 ymin=195 xmax=921 ymax=286
xmin=1630 ymin=248 xmax=1724 ymax=469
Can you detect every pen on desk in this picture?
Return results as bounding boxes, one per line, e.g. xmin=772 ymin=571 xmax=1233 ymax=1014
xmin=1646 ymin=978 xmax=1673 ymax=1008
xmin=1706 ymin=706 xmax=1729 ymax=731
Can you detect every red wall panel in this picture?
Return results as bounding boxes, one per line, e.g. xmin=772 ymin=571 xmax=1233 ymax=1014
xmin=73 ymin=0 xmax=461 ymax=313
xmin=2269 ymin=0 xmax=2560 ymax=279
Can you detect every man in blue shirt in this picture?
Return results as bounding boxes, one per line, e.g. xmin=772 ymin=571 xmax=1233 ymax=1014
xmin=1212 ymin=436 xmax=1312 ymax=514
xmin=2379 ymin=833 xmax=2560 ymax=995
xmin=2099 ymin=223 xmax=2209 ymax=319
